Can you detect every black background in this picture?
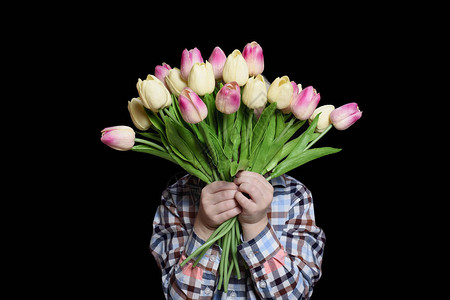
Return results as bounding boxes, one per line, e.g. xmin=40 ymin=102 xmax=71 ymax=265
xmin=56 ymin=6 xmax=418 ymax=299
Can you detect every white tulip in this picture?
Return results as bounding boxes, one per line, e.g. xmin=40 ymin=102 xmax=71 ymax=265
xmin=127 ymin=97 xmax=151 ymax=131
xmin=136 ymin=75 xmax=172 ymax=112
xmin=222 ymin=49 xmax=249 ymax=86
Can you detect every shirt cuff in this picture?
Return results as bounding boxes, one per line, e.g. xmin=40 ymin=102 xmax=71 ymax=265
xmin=237 ymin=222 xmax=282 ymax=269
xmin=181 ymin=229 xmax=221 ymax=272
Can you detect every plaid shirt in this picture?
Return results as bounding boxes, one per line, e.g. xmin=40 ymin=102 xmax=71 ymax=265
xmin=150 ymin=174 xmax=325 ymax=299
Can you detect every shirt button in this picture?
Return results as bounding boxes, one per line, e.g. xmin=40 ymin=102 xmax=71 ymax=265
xmin=247 ymin=252 xmax=254 ymax=258
xmin=204 ymin=287 xmax=212 ymax=295
xmin=228 ymin=291 xmax=237 ymax=299
xmin=209 ymin=255 xmax=216 ymax=262
xmin=259 ymin=280 xmax=267 ymax=288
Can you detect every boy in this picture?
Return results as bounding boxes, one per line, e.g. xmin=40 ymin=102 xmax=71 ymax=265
xmin=150 ymin=171 xmax=325 ymax=299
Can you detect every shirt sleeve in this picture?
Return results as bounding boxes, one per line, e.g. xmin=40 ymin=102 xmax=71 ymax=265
xmin=150 ymin=188 xmax=220 ymax=300
xmin=237 ymin=185 xmax=325 ymax=299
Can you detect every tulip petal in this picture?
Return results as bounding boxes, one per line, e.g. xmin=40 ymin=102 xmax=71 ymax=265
xmin=101 ymin=126 xmax=135 ymax=151
xmin=330 ymin=102 xmax=362 ymax=130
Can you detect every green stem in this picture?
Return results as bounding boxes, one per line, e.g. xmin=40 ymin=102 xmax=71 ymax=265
xmin=134 ymin=138 xmax=166 ymax=152
xmin=180 ymin=217 xmax=236 ymax=267
xmin=303 ymin=124 xmax=333 ymax=152
xmin=163 ymin=107 xmax=178 ymax=124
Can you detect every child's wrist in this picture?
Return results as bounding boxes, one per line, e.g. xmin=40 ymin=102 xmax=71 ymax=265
xmin=240 ymin=216 xmax=268 ymax=241
xmin=193 ymin=219 xmax=215 ymax=241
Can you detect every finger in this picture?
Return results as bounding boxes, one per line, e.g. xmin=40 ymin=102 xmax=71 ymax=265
xmin=234 ymin=173 xmax=258 ymax=186
xmin=204 ymin=181 xmax=238 ymax=194
xmin=217 ymin=206 xmax=242 ymax=223
xmin=215 ymin=199 xmax=240 ymax=214
xmin=212 ymin=190 xmax=238 ymax=204
xmin=234 ymin=190 xmax=255 ymax=210
xmin=238 ymin=171 xmax=273 ymax=190
xmin=237 ymin=182 xmax=264 ymax=203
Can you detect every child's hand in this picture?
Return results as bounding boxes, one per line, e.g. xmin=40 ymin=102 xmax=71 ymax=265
xmin=194 ymin=181 xmax=241 ymax=240
xmin=234 ymin=171 xmax=274 ymax=241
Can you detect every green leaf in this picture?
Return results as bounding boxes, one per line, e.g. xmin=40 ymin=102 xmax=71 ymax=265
xmin=284 ymin=113 xmax=320 ymax=160
xmin=237 ymin=107 xmax=252 ymax=172
xmin=275 ymin=110 xmax=286 ymax=139
xmin=167 ymin=118 xmax=214 ymax=178
xmin=230 ymin=108 xmax=242 ymax=163
xmin=136 ymin=131 xmax=162 ymax=143
xmin=202 ymin=92 xmax=217 ymax=133
xmin=230 ymin=161 xmax=239 ymax=177
xmin=250 ymin=115 xmax=276 ymax=174
xmin=222 ymin=112 xmax=236 ymax=159
xmin=270 ymin=147 xmax=342 ymax=179
xmin=166 ymin=145 xmax=213 ymax=184
xmin=145 ymin=108 xmax=165 ymax=135
xmin=131 ymin=145 xmax=177 ymax=164
xmin=251 ymin=102 xmax=277 ymax=154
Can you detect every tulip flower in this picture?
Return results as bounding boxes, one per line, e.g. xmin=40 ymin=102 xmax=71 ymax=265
xmin=216 ymin=81 xmax=240 ymax=114
xmin=101 ymin=126 xmax=135 ymax=151
xmin=180 ymin=47 xmax=204 ymax=81
xmin=290 ymin=86 xmax=321 ymax=120
xmin=154 ymin=63 xmax=172 ymax=89
xmin=309 ymin=105 xmax=335 ymax=133
xmin=281 ymin=81 xmax=302 ymax=114
xmin=208 ymin=46 xmax=227 ymax=80
xmin=188 ymin=61 xmax=216 ymax=96
xmin=136 ymin=75 xmax=172 ymax=112
xmin=242 ymin=75 xmax=268 ymax=109
xmin=165 ymin=67 xmax=188 ymax=97
xmin=242 ymin=41 xmax=264 ymax=76
xmin=127 ymin=98 xmax=151 ymax=131
xmin=179 ymin=87 xmax=208 ymax=124
xmin=330 ymin=102 xmax=362 ymax=130
xmin=222 ymin=49 xmax=249 ymax=86
xmin=267 ymin=76 xmax=294 ymax=110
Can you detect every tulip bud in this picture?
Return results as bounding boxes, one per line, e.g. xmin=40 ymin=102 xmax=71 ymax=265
xmin=309 ymin=105 xmax=335 ymax=133
xmin=136 ymin=75 xmax=172 ymax=112
xmin=222 ymin=49 xmax=249 ymax=86
xmin=127 ymin=97 xmax=151 ymax=131
xmin=208 ymin=46 xmax=227 ymax=80
xmin=101 ymin=126 xmax=135 ymax=151
xmin=242 ymin=75 xmax=268 ymax=109
xmin=330 ymin=102 xmax=362 ymax=130
xmin=180 ymin=47 xmax=204 ymax=81
xmin=154 ymin=62 xmax=171 ymax=89
xmin=291 ymin=86 xmax=321 ymax=120
xmin=281 ymin=81 xmax=302 ymax=114
xmin=242 ymin=41 xmax=264 ymax=76
xmin=267 ymin=76 xmax=294 ymax=110
xmin=165 ymin=67 xmax=188 ymax=97
xmin=178 ymin=87 xmax=208 ymax=124
xmin=216 ymin=81 xmax=240 ymax=114
xmin=188 ymin=61 xmax=216 ymax=96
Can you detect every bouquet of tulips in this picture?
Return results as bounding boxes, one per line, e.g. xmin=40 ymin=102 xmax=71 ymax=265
xmin=101 ymin=41 xmax=362 ymax=292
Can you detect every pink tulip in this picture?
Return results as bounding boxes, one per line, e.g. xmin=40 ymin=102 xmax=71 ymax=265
xmin=330 ymin=102 xmax=362 ymax=130
xmin=215 ymin=81 xmax=240 ymax=114
xmin=101 ymin=126 xmax=135 ymax=151
xmin=154 ymin=63 xmax=172 ymax=89
xmin=178 ymin=87 xmax=208 ymax=124
xmin=208 ymin=46 xmax=227 ymax=80
xmin=290 ymin=86 xmax=321 ymax=120
xmin=281 ymin=81 xmax=301 ymax=114
xmin=180 ymin=48 xmax=204 ymax=81
xmin=242 ymin=41 xmax=264 ymax=76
